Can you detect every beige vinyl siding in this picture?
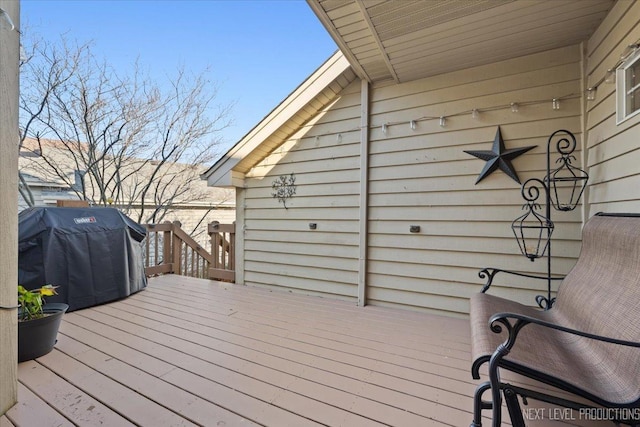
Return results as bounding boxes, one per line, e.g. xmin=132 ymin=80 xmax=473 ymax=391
xmin=585 ymin=0 xmax=640 ymax=214
xmin=240 ymin=81 xmax=363 ymax=300
xmin=236 ymin=44 xmax=586 ymax=317
xmin=366 ymin=45 xmax=585 ymax=316
xmin=237 ymin=45 xmax=587 ymax=316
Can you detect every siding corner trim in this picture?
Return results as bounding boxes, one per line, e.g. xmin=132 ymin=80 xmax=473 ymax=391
xmin=358 ymin=79 xmax=369 ymax=306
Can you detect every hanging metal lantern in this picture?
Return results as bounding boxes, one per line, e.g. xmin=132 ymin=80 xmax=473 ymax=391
xmin=511 ymin=179 xmax=554 ymax=261
xmin=545 ymin=130 xmax=589 ymax=211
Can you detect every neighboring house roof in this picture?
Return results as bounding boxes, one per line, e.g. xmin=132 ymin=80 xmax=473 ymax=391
xmin=307 ymin=0 xmax=615 ymax=84
xmin=203 ymin=0 xmax=614 ymax=187
xmin=17 ymin=172 xmax=84 ymax=211
xmin=20 ymin=137 xmax=235 ymax=209
xmin=202 ymin=51 xmax=356 ymax=187
xmin=19 ymin=172 xmax=69 ymax=189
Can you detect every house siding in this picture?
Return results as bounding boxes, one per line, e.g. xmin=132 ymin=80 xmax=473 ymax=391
xmin=237 ymin=45 xmax=587 ymax=316
xmin=18 ymin=186 xmax=44 ymax=211
xmin=585 ymin=0 xmax=640 ymax=214
xmin=240 ymin=81 xmax=363 ymax=300
xmin=366 ymin=45 xmax=584 ymax=316
xmin=18 ymin=190 xmax=235 ymax=249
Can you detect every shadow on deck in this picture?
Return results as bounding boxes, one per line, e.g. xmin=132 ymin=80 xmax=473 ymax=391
xmin=3 ymin=276 xmax=610 ymax=426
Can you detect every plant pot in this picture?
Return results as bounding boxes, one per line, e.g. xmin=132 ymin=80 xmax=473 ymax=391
xmin=18 ymin=303 xmax=68 ymax=362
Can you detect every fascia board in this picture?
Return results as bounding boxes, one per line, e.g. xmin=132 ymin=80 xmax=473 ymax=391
xmin=203 ymin=51 xmax=350 ymax=188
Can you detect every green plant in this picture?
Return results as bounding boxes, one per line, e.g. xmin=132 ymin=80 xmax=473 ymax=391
xmin=18 ymin=285 xmax=59 ymax=321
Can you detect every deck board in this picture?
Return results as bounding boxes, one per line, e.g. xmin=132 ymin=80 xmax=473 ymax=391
xmin=6 ymin=275 xmax=611 ymax=426
xmin=18 ymin=359 xmax=137 ymax=426
xmin=4 ymin=383 xmax=73 ymax=427
xmin=107 ymin=281 xmax=477 ymax=425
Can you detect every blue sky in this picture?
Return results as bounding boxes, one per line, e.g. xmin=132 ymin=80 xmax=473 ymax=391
xmin=20 ymin=0 xmax=337 ymax=154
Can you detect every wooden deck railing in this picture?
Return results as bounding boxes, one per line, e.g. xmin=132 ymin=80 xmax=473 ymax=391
xmin=143 ymin=221 xmax=235 ymax=282
xmin=209 ymin=221 xmax=236 ymax=282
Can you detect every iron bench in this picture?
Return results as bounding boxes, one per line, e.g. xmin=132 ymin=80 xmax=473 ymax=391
xmin=469 ymin=213 xmax=640 ymax=427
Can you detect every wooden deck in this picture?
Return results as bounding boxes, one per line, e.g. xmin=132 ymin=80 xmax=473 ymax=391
xmin=2 ymin=276 xmax=611 ymax=426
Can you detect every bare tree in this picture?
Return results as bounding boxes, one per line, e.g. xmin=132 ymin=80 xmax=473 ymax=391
xmin=18 ymin=35 xmax=86 ymax=206
xmin=19 ymin=34 xmax=233 ymax=224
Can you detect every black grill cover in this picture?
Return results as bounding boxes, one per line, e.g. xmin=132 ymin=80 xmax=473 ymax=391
xmin=18 ymin=207 xmax=147 ymax=311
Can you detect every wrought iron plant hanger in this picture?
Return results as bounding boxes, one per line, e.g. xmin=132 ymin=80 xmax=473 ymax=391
xmin=511 ymin=129 xmax=588 ymax=309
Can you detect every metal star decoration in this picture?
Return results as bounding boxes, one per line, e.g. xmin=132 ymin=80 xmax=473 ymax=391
xmin=464 ymin=126 xmax=536 ymax=184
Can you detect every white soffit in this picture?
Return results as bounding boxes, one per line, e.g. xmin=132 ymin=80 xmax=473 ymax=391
xmin=308 ymin=0 xmax=615 ymax=83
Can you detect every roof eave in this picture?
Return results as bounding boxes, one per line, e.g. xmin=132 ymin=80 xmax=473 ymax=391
xmin=203 ymin=51 xmax=352 ymax=188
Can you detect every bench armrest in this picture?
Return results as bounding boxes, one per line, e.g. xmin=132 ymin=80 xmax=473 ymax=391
xmin=490 ymin=312 xmax=640 ymax=348
xmin=478 ymin=267 xmax=563 ymax=293
xmin=482 ymin=311 xmax=640 ymax=427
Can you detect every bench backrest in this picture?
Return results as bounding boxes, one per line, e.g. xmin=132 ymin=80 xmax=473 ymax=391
xmin=554 ymin=214 xmax=640 ymax=403
xmin=556 ymin=213 xmax=640 ymax=337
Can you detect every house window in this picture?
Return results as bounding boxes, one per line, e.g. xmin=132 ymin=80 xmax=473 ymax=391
xmin=616 ymin=48 xmax=640 ymax=123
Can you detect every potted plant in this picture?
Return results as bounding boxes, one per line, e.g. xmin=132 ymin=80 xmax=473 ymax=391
xmin=17 ymin=285 xmax=68 ymax=362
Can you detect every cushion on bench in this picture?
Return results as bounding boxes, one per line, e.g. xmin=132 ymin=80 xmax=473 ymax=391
xmin=470 ymin=214 xmax=640 ymax=406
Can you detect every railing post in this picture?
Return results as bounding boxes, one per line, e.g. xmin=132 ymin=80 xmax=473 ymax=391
xmin=145 ymin=225 xmax=151 ymax=267
xmin=230 ymin=221 xmax=236 ymax=271
xmin=210 ymin=221 xmax=221 ymax=269
xmin=172 ymin=221 xmax=182 ymax=275
xmin=163 ymin=222 xmax=172 ymax=274
xmin=207 ymin=221 xmax=235 ymax=282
